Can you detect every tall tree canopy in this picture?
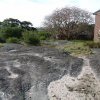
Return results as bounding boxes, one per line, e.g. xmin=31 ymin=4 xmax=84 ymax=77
xmin=0 ymin=18 xmax=37 ymax=41
xmin=3 ymin=18 xmax=21 ymax=27
xmin=0 ymin=18 xmax=36 ymax=31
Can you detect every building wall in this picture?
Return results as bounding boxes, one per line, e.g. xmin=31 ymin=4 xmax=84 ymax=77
xmin=94 ymin=12 xmax=100 ymax=42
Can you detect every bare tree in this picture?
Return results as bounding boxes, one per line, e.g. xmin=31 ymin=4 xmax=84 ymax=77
xmin=44 ymin=6 xmax=94 ymax=39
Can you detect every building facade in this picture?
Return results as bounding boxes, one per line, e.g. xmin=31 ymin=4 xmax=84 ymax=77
xmin=94 ymin=10 xmax=100 ymax=42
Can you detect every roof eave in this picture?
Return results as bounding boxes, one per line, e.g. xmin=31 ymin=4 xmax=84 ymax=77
xmin=93 ymin=10 xmax=100 ymax=15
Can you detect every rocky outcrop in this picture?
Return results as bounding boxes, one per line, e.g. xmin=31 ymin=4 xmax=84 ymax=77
xmin=48 ymin=57 xmax=100 ymax=100
xmin=0 ymin=44 xmax=83 ymax=100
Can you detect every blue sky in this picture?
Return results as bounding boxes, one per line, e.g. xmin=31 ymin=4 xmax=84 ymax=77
xmin=0 ymin=0 xmax=99 ymax=27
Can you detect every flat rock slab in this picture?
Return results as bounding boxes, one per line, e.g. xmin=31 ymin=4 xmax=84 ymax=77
xmin=89 ymin=49 xmax=100 ymax=78
xmin=48 ymin=57 xmax=100 ymax=100
xmin=47 ymin=49 xmax=100 ymax=100
xmin=0 ymin=44 xmax=83 ymax=100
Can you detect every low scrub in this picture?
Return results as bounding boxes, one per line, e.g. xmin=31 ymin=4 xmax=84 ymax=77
xmin=6 ymin=37 xmax=19 ymax=43
xmin=22 ymin=31 xmax=40 ymax=45
xmin=85 ymin=41 xmax=100 ymax=48
xmin=58 ymin=40 xmax=92 ymax=56
xmin=38 ymin=31 xmax=51 ymax=40
xmin=0 ymin=27 xmax=23 ymax=40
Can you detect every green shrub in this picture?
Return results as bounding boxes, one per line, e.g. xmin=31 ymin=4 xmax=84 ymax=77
xmin=85 ymin=41 xmax=100 ymax=48
xmin=22 ymin=31 xmax=40 ymax=45
xmin=38 ymin=31 xmax=51 ymax=40
xmin=0 ymin=27 xmax=23 ymax=40
xmin=6 ymin=37 xmax=19 ymax=43
xmin=39 ymin=36 xmax=47 ymax=40
xmin=0 ymin=36 xmax=6 ymax=43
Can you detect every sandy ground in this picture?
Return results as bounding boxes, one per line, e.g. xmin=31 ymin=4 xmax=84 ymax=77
xmin=48 ymin=57 xmax=100 ymax=100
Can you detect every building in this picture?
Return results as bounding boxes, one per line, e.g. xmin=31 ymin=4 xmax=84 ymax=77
xmin=93 ymin=10 xmax=100 ymax=42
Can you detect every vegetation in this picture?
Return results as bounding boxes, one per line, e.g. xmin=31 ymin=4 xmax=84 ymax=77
xmin=0 ymin=18 xmax=40 ymax=45
xmin=0 ymin=18 xmax=53 ymax=45
xmin=22 ymin=31 xmax=40 ymax=45
xmin=0 ymin=7 xmax=95 ymax=48
xmin=0 ymin=43 xmax=4 ymax=47
xmin=56 ymin=40 xmax=93 ymax=56
xmin=44 ymin=7 xmax=94 ymax=40
xmin=6 ymin=37 xmax=19 ymax=43
xmin=55 ymin=40 xmax=100 ymax=56
xmin=37 ymin=31 xmax=51 ymax=40
xmin=41 ymin=39 xmax=100 ymax=56
xmin=85 ymin=41 xmax=100 ymax=48
xmin=0 ymin=27 xmax=23 ymax=40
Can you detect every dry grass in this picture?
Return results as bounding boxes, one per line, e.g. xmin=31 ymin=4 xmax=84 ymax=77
xmin=56 ymin=40 xmax=93 ymax=56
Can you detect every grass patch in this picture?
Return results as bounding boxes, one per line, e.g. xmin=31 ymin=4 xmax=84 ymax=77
xmin=85 ymin=41 xmax=100 ymax=48
xmin=56 ymin=40 xmax=93 ymax=56
xmin=41 ymin=40 xmax=99 ymax=56
xmin=6 ymin=37 xmax=20 ymax=43
xmin=0 ymin=43 xmax=4 ymax=48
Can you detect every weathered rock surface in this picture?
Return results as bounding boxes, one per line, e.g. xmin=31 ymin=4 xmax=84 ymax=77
xmin=48 ymin=57 xmax=100 ymax=100
xmin=0 ymin=44 xmax=83 ymax=100
xmin=48 ymin=48 xmax=100 ymax=100
xmin=89 ymin=49 xmax=100 ymax=78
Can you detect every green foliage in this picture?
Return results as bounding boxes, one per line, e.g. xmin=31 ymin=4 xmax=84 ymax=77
xmin=85 ymin=41 xmax=100 ymax=48
xmin=0 ymin=43 xmax=4 ymax=48
xmin=38 ymin=31 xmax=51 ymax=40
xmin=6 ymin=37 xmax=19 ymax=43
xmin=22 ymin=31 xmax=40 ymax=45
xmin=3 ymin=18 xmax=21 ymax=27
xmin=21 ymin=21 xmax=33 ymax=30
xmin=0 ymin=34 xmax=6 ymax=43
xmin=0 ymin=18 xmax=38 ymax=45
xmin=1 ymin=18 xmax=36 ymax=31
xmin=0 ymin=27 xmax=23 ymax=40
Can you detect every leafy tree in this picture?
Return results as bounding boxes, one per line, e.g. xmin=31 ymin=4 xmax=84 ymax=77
xmin=2 ymin=18 xmax=21 ymax=27
xmin=21 ymin=21 xmax=32 ymax=30
xmin=0 ymin=18 xmax=38 ymax=44
xmin=1 ymin=18 xmax=37 ymax=31
xmin=0 ymin=27 xmax=23 ymax=40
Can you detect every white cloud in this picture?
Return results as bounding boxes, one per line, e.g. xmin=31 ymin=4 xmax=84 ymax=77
xmin=0 ymin=0 xmax=99 ymax=27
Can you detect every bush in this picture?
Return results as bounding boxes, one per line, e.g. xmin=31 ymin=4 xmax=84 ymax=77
xmin=6 ymin=37 xmax=19 ymax=43
xmin=0 ymin=27 xmax=23 ymax=40
xmin=22 ymin=31 xmax=40 ymax=45
xmin=0 ymin=37 xmax=6 ymax=43
xmin=38 ymin=31 xmax=51 ymax=40
xmin=39 ymin=36 xmax=47 ymax=40
xmin=85 ymin=41 xmax=100 ymax=48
